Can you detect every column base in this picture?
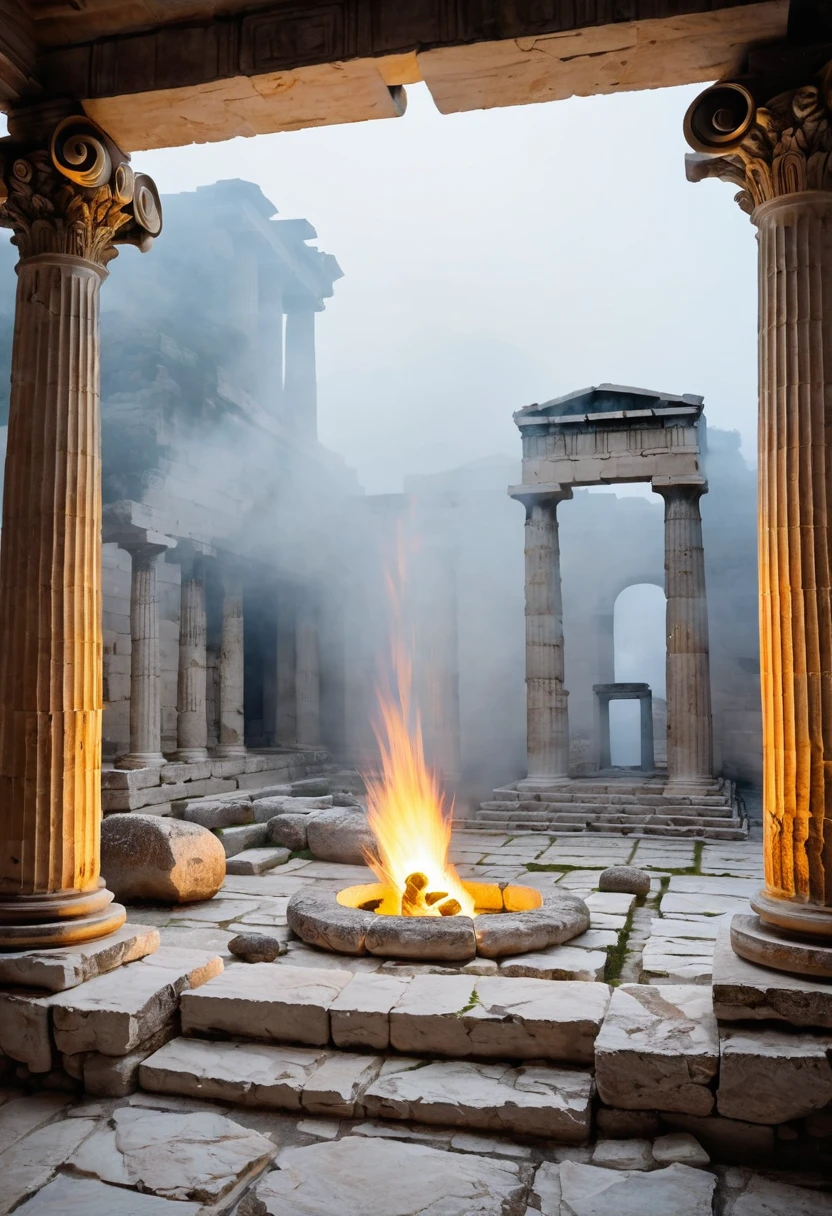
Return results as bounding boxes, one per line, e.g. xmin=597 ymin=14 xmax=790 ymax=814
xmin=117 ymin=752 xmax=166 ymax=770
xmin=214 ymin=745 xmax=247 ymax=758
xmin=172 ymin=748 xmax=210 ymax=763
xmin=731 ymin=907 xmax=832 ymax=980
xmin=0 ymin=884 xmax=127 ymax=950
xmin=663 ymin=778 xmax=720 ymax=798
xmin=517 ymin=775 xmax=571 ymax=791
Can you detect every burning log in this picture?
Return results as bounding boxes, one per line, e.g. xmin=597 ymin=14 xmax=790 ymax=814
xmin=425 ymin=890 xmax=448 ymax=906
xmin=359 ymin=897 xmax=384 ymax=912
xmin=402 ymin=871 xmax=429 ymax=916
xmin=438 ymin=898 xmax=462 ymax=917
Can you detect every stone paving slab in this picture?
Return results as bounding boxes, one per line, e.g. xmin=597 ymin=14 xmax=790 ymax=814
xmin=15 ymin=1175 xmax=203 ymax=1215
xmin=0 ymin=1115 xmax=97 ymax=1212
xmin=225 ymin=846 xmax=291 ymax=875
xmin=362 ymin=1056 xmax=593 ymax=1140
xmin=0 ymin=924 xmax=160 ymax=993
xmin=498 ymin=943 xmax=607 ymax=982
xmin=594 ymin=985 xmax=719 ymax=1115
xmin=254 ymin=1136 xmax=530 ymax=1215
xmin=533 ymin=1160 xmax=716 ymax=1216
xmin=718 ymin=1025 xmax=832 ymax=1124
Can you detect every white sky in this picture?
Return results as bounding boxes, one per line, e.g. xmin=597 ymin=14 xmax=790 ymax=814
xmin=138 ymin=80 xmax=757 ymax=495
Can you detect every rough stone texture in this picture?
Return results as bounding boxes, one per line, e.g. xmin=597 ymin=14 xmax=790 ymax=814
xmin=389 ymin=974 xmax=609 ymax=1064
xmin=724 ymin=1174 xmax=832 ymax=1215
xmin=13 ymin=1174 xmax=202 ymax=1215
xmin=0 ymin=1116 xmax=97 ymax=1213
xmin=590 ymin=1138 xmax=654 ymax=1170
xmin=474 ymin=890 xmax=590 ymax=958
xmin=307 ymin=807 xmax=375 ymax=864
xmin=67 ymin=1106 xmax=274 ymax=1202
xmin=594 ymin=985 xmax=719 ymax=1114
xmin=364 ymin=913 xmax=477 ymax=961
xmin=599 ymin=866 xmax=651 ymax=896
xmin=534 ymin=1161 xmax=716 ymax=1216
xmin=101 ymin=814 xmax=226 ymax=904
xmin=0 ymin=923 xmax=159 ymax=992
xmin=228 ymin=932 xmax=287 ymax=963
xmin=498 ymin=944 xmax=606 ymax=982
xmin=215 ymin=823 xmax=269 ymax=856
xmin=225 ymin=847 xmax=291 ymax=875
xmin=713 ymin=915 xmax=832 ymax=1029
xmin=291 ymin=778 xmax=332 ymax=796
xmin=287 ymin=888 xmax=373 ymax=955
xmin=252 ymin=795 xmax=332 ymax=823
xmin=718 ymin=1026 xmax=832 ymax=1124
xmin=330 ymin=972 xmax=412 ymax=1051
xmin=254 ymin=1137 xmax=527 ymax=1215
xmin=50 ymin=947 xmax=223 ymax=1056
xmin=363 ymin=1056 xmax=593 ymax=1140
xmin=180 ymin=962 xmax=353 ymax=1046
xmin=651 ymin=1132 xmax=710 ymax=1167
xmin=267 ymin=813 xmax=311 ymax=851
xmin=181 ymin=798 xmax=253 ymax=829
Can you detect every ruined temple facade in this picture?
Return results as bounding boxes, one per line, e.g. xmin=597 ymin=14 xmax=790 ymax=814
xmin=4 ymin=177 xmax=356 ymax=813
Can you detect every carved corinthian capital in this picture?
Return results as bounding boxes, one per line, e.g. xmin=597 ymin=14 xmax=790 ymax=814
xmin=0 ymin=113 xmax=162 ymax=265
xmin=683 ymin=64 xmax=832 ymax=213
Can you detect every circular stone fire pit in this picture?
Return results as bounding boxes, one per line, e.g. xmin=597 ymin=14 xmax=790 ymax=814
xmin=286 ymin=881 xmax=590 ymax=962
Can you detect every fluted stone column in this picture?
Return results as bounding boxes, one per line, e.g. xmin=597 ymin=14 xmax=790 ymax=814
xmin=174 ymin=558 xmax=209 ymax=762
xmin=510 ymin=486 xmax=572 ymax=786
xmin=121 ymin=543 xmax=167 ymax=769
xmin=0 ymin=114 xmax=161 ymax=947
xmin=215 ymin=568 xmax=246 ymax=758
xmin=296 ymin=595 xmax=321 ymax=748
xmin=652 ymin=476 xmax=714 ymax=793
xmin=685 ymin=64 xmax=832 ymax=973
xmin=275 ymin=586 xmax=297 ymax=745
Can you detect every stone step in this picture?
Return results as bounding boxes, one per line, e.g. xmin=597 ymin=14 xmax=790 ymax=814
xmin=180 ymin=963 xmax=610 ymax=1064
xmin=458 ymin=818 xmax=747 ymax=841
xmin=139 ymin=1035 xmax=593 ymax=1141
xmin=225 ymin=846 xmax=291 ymax=875
xmin=476 ymin=806 xmax=738 ymax=824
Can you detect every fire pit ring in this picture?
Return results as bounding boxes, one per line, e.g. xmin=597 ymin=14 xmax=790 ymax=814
xmin=286 ymin=881 xmax=590 ymax=962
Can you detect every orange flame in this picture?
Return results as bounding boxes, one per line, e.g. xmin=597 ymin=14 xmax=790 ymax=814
xmin=363 ymin=536 xmax=475 ymax=918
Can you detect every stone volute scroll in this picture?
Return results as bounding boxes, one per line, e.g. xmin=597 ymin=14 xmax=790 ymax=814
xmin=0 ymin=111 xmax=162 ymax=948
xmin=685 ymin=61 xmax=832 ymax=975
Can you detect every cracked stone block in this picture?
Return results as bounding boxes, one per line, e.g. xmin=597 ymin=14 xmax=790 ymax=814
xmin=215 ymin=823 xmax=269 ymax=856
xmin=254 ymin=1137 xmax=528 ymax=1215
xmin=590 ymin=1138 xmax=654 ymax=1170
xmin=0 ymin=1094 xmax=71 ymax=1154
xmin=330 ymin=972 xmax=412 ymax=1051
xmin=180 ymin=797 xmax=254 ymax=829
xmin=594 ymin=985 xmax=718 ymax=1114
xmin=67 ymin=1107 xmax=274 ymax=1203
xmin=362 ymin=1057 xmax=593 ymax=1140
xmin=388 ymin=974 xmax=609 ymax=1065
xmin=13 ymin=1174 xmax=202 ymax=1215
xmin=0 ymin=1116 xmax=97 ymax=1213
xmin=225 ymin=846 xmax=290 ymax=875
xmin=532 ymin=1161 xmax=716 ymax=1216
xmin=718 ymin=1026 xmax=832 ymax=1124
xmin=180 ymin=962 xmax=353 ymax=1046
xmin=498 ymin=944 xmax=607 ymax=982
xmin=723 ymin=1174 xmax=832 ymax=1215
xmin=0 ymin=923 xmax=160 ymax=993
xmin=50 ymin=947 xmax=223 ymax=1057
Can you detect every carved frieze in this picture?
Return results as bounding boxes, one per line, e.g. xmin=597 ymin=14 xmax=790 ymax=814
xmin=684 ymin=62 xmax=832 ymax=212
xmin=0 ymin=113 xmax=162 ymax=264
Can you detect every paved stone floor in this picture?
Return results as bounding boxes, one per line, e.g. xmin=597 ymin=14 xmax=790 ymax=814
xmin=3 ymin=826 xmax=832 ymax=1214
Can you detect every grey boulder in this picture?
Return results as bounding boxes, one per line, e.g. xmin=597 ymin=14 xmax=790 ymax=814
xmin=101 ymin=814 xmax=226 ymax=904
xmin=306 ymin=807 xmax=376 ymax=865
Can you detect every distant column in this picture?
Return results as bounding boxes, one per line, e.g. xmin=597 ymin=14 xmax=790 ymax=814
xmin=174 ymin=556 xmax=209 ymax=762
xmin=653 ymin=476 xmax=713 ymax=792
xmin=284 ymin=302 xmax=317 ymax=437
xmin=215 ymin=567 xmax=246 ymax=757
xmin=121 ymin=543 xmax=169 ymax=769
xmin=275 ymin=586 xmax=297 ymax=745
xmin=511 ymin=486 xmax=572 ymax=786
xmin=296 ymin=595 xmax=321 ymax=748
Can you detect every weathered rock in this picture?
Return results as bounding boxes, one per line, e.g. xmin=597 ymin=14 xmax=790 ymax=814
xmin=15 ymin=1175 xmax=202 ymax=1215
xmin=599 ymin=866 xmax=651 ymax=896
xmin=724 ymin=1174 xmax=832 ymax=1215
xmin=225 ymin=846 xmax=290 ymax=875
xmin=101 ymin=815 xmax=226 ymax=904
xmin=0 ymin=1116 xmax=98 ymax=1213
xmin=498 ymin=943 xmax=606 ymax=981
xmin=596 ymin=1107 xmax=663 ymax=1139
xmin=291 ymin=778 xmax=331 ymax=796
xmin=364 ymin=913 xmax=477 ymax=961
xmin=228 ymin=933 xmax=287 ymax=963
xmin=332 ymin=791 xmax=362 ymax=807
xmin=329 ymin=972 xmax=412 ymax=1051
xmin=651 ymin=1132 xmax=710 ymax=1166
xmin=215 ymin=822 xmax=269 ymax=856
xmin=267 ymin=814 xmax=310 ymax=851
xmin=307 ymin=807 xmax=375 ymax=865
xmin=67 ymin=1107 xmax=274 ymax=1203
xmin=254 ymin=1137 xmax=527 ymax=1215
xmin=594 ymin=985 xmax=719 ymax=1115
xmin=590 ymin=1138 xmax=654 ymax=1170
xmin=252 ymin=795 xmax=332 ymax=823
xmin=180 ymin=797 xmax=253 ymax=829
xmin=718 ymin=1026 xmax=832 ymax=1124
xmin=475 ymin=890 xmax=591 ymax=959
xmin=287 ymin=889 xmax=374 ymax=955
xmin=535 ymin=1161 xmax=716 ymax=1216
xmin=0 ymin=923 xmax=159 ymax=993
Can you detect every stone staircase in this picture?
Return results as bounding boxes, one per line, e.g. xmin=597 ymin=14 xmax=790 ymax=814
xmin=462 ymin=776 xmax=747 ymax=840
xmin=137 ymin=964 xmax=605 ymax=1140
